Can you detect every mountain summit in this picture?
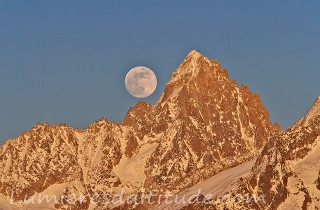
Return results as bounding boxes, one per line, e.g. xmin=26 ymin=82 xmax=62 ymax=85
xmin=0 ymin=50 xmax=276 ymax=210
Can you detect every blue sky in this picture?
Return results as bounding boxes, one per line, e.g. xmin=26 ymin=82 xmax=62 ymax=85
xmin=0 ymin=0 xmax=319 ymax=142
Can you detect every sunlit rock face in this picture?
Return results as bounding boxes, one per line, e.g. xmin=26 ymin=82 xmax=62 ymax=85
xmin=183 ymin=98 xmax=320 ymax=210
xmin=0 ymin=50 xmax=276 ymax=210
xmin=139 ymin=50 xmax=275 ymax=193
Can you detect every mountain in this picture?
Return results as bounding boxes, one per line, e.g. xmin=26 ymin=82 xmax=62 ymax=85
xmin=124 ymin=50 xmax=276 ymax=194
xmin=0 ymin=50 xmax=276 ymax=210
xmin=294 ymin=96 xmax=320 ymax=127
xmin=182 ymin=96 xmax=320 ymax=210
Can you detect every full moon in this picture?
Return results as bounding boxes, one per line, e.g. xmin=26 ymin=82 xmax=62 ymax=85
xmin=125 ymin=66 xmax=157 ymax=98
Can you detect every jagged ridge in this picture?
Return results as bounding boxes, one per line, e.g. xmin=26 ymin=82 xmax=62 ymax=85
xmin=0 ymin=50 xmax=276 ymax=210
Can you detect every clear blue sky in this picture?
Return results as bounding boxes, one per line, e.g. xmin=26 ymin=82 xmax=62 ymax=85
xmin=0 ymin=0 xmax=319 ymax=142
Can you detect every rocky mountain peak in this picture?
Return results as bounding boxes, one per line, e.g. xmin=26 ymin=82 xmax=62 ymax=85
xmin=0 ymin=51 xmax=277 ymax=210
xmin=166 ymin=50 xmax=218 ymax=85
xmin=121 ymin=100 xmax=154 ymax=127
xmin=294 ymin=96 xmax=320 ymax=127
xmin=85 ymin=117 xmax=118 ymax=135
xmin=156 ymin=50 xmax=225 ymax=107
xmin=186 ymin=49 xmax=203 ymax=59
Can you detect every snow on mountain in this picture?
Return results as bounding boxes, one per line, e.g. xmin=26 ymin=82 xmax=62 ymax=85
xmin=153 ymin=159 xmax=256 ymax=210
xmin=295 ymin=96 xmax=320 ymax=127
xmin=183 ymin=96 xmax=320 ymax=210
xmin=0 ymin=50 xmax=276 ymax=210
xmin=113 ymin=142 xmax=159 ymax=192
xmin=142 ymin=49 xmax=275 ymax=193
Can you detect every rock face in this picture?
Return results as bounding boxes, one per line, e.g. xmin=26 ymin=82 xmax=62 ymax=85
xmin=183 ymin=97 xmax=320 ymax=210
xmin=0 ymin=50 xmax=275 ymax=209
xmin=137 ymin=50 xmax=274 ymax=192
xmin=294 ymin=96 xmax=320 ymax=127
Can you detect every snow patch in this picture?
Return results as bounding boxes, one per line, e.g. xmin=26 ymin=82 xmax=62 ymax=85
xmin=112 ymin=143 xmax=158 ymax=192
xmin=153 ymin=159 xmax=256 ymax=210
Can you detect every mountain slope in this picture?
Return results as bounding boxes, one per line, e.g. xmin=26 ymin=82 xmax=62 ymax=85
xmin=153 ymin=159 xmax=256 ymax=210
xmin=183 ymin=96 xmax=320 ymax=210
xmin=142 ymin=50 xmax=275 ymax=193
xmin=0 ymin=50 xmax=276 ymax=209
